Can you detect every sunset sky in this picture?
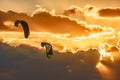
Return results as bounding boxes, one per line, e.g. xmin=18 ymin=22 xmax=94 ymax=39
xmin=0 ymin=0 xmax=120 ymax=80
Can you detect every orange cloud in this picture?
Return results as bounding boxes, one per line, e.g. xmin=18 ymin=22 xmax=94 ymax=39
xmin=0 ymin=8 xmax=111 ymax=37
xmin=63 ymin=6 xmax=85 ymax=21
xmin=99 ymin=8 xmax=120 ymax=17
xmin=62 ymin=6 xmax=120 ymax=31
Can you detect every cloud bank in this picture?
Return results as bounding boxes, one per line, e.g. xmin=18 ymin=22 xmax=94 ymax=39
xmin=0 ymin=42 xmax=101 ymax=80
xmin=0 ymin=5 xmax=117 ymax=36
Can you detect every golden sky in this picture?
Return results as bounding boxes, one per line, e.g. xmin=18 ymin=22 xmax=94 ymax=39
xmin=0 ymin=0 xmax=120 ymax=14
xmin=0 ymin=1 xmax=120 ymax=79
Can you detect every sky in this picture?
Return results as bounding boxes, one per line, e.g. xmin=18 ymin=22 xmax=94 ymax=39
xmin=0 ymin=0 xmax=120 ymax=80
xmin=0 ymin=0 xmax=120 ymax=14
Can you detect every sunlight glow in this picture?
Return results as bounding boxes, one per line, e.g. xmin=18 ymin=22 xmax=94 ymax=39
xmin=99 ymin=48 xmax=114 ymax=62
xmin=3 ymin=21 xmax=14 ymax=26
xmin=96 ymin=62 xmax=116 ymax=80
xmin=0 ymin=31 xmax=119 ymax=54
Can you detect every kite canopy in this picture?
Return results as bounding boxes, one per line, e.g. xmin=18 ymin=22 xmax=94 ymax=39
xmin=41 ymin=42 xmax=53 ymax=58
xmin=15 ymin=20 xmax=30 ymax=38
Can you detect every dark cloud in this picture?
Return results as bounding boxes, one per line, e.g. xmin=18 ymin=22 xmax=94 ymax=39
xmin=0 ymin=42 xmax=120 ymax=80
xmin=0 ymin=42 xmax=103 ymax=80
xmin=99 ymin=8 xmax=120 ymax=17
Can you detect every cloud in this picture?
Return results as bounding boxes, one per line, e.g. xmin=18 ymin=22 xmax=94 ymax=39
xmin=98 ymin=8 xmax=120 ymax=17
xmin=99 ymin=42 xmax=120 ymax=64
xmin=1 ymin=39 xmax=120 ymax=80
xmin=62 ymin=5 xmax=99 ymax=21
xmin=0 ymin=8 xmax=112 ymax=36
xmin=62 ymin=5 xmax=120 ymax=31
xmin=31 ymin=8 xmax=112 ymax=36
xmin=63 ymin=6 xmax=85 ymax=21
xmin=0 ymin=42 xmax=102 ymax=80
